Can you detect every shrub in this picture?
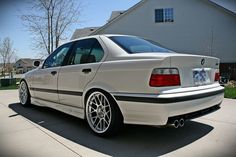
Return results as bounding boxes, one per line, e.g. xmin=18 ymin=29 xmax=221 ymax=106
xmin=225 ymin=80 xmax=236 ymax=88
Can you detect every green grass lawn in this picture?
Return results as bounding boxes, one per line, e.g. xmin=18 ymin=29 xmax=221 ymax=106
xmin=224 ymin=87 xmax=236 ymax=99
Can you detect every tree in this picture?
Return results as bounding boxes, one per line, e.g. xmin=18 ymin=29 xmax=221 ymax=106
xmin=0 ymin=37 xmax=17 ymax=78
xmin=21 ymin=0 xmax=81 ymax=55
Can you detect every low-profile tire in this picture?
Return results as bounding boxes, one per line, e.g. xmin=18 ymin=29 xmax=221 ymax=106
xmin=85 ymin=91 xmax=123 ymax=137
xmin=19 ymin=81 xmax=31 ymax=107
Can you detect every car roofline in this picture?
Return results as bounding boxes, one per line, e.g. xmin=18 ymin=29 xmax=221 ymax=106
xmin=67 ymin=34 xmax=138 ymax=44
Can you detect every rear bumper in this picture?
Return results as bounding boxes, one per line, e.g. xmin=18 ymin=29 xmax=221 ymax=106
xmin=167 ymin=104 xmax=221 ymax=124
xmin=112 ymin=85 xmax=224 ymax=125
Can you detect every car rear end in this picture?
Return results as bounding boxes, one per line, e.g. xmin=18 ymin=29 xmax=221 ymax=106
xmin=113 ymin=55 xmax=223 ymax=127
xmin=102 ymin=35 xmax=224 ymax=127
xmin=155 ymin=55 xmax=223 ymax=127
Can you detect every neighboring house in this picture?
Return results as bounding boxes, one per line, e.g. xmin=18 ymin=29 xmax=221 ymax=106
xmin=70 ymin=12 xmax=125 ymax=40
xmin=71 ymin=27 xmax=100 ymax=40
xmin=107 ymin=10 xmax=125 ymax=23
xmin=14 ymin=58 xmax=43 ymax=74
xmin=72 ymin=0 xmax=236 ymax=80
xmin=71 ymin=12 xmax=125 ymax=39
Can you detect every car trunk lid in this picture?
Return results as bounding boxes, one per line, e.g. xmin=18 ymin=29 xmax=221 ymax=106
xmin=169 ymin=54 xmax=220 ymax=87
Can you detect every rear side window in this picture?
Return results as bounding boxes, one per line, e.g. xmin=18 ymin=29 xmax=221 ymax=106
xmin=68 ymin=38 xmax=104 ymax=65
xmin=90 ymin=41 xmax=104 ymax=62
xmin=109 ymin=36 xmax=172 ymax=54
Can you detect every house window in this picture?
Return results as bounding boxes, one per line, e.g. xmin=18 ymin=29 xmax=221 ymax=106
xmin=155 ymin=8 xmax=174 ymax=23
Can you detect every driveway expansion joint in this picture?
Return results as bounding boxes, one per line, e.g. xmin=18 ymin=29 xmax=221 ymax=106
xmin=23 ymin=118 xmax=83 ymax=157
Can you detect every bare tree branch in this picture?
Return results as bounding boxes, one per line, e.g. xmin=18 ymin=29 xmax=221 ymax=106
xmin=21 ymin=0 xmax=81 ymax=55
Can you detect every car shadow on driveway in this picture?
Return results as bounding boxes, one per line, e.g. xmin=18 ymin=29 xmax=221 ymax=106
xmin=9 ymin=103 xmax=213 ymax=157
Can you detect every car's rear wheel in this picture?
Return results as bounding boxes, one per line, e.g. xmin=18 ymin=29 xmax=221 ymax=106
xmin=85 ymin=91 xmax=123 ymax=136
xmin=19 ymin=81 xmax=31 ymax=106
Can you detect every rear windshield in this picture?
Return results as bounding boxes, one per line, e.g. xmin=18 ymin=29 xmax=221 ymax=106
xmin=109 ymin=36 xmax=172 ymax=54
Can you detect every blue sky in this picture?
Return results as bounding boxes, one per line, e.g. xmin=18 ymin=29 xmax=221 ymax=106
xmin=0 ymin=0 xmax=140 ymax=59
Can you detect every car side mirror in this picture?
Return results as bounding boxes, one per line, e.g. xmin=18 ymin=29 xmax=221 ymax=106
xmin=33 ymin=60 xmax=40 ymax=67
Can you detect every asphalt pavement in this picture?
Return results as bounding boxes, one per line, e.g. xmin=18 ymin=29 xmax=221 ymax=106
xmin=0 ymin=90 xmax=236 ymax=157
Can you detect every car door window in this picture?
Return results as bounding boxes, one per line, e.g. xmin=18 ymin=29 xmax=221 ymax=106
xmin=68 ymin=38 xmax=104 ymax=65
xmin=43 ymin=43 xmax=72 ymax=68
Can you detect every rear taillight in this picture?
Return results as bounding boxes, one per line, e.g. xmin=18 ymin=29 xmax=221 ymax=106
xmin=215 ymin=70 xmax=220 ymax=82
xmin=149 ymin=68 xmax=181 ymax=87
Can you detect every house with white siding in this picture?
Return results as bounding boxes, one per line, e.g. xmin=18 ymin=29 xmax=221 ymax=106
xmin=72 ymin=0 xmax=236 ymax=80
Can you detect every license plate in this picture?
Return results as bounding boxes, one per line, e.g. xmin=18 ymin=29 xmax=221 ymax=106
xmin=193 ymin=68 xmax=210 ymax=86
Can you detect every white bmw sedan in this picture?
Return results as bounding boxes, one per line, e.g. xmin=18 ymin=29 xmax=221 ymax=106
xmin=19 ymin=35 xmax=224 ymax=136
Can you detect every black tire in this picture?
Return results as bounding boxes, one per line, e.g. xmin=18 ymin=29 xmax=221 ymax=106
xmin=85 ymin=90 xmax=123 ymax=137
xmin=19 ymin=81 xmax=31 ymax=107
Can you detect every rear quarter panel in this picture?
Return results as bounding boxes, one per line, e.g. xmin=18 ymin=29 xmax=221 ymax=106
xmin=88 ymin=58 xmax=170 ymax=94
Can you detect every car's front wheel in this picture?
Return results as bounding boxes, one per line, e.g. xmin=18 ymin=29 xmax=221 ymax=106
xmin=19 ymin=81 xmax=31 ymax=106
xmin=85 ymin=91 xmax=123 ymax=136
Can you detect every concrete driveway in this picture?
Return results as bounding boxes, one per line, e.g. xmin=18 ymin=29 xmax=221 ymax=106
xmin=0 ymin=90 xmax=236 ymax=157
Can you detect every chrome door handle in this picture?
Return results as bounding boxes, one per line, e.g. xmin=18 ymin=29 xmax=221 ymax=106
xmin=51 ymin=71 xmax=57 ymax=75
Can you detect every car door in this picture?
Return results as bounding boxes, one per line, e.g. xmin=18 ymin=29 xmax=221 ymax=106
xmin=32 ymin=42 xmax=73 ymax=103
xmin=57 ymin=38 xmax=105 ymax=108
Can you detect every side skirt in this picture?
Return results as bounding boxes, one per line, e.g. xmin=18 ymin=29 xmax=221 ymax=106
xmin=31 ymin=97 xmax=85 ymax=119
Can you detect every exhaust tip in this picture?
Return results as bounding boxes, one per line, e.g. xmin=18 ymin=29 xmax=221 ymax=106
xmin=179 ymin=118 xmax=185 ymax=127
xmin=173 ymin=120 xmax=179 ymax=128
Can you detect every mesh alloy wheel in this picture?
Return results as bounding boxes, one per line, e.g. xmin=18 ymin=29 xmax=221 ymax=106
xmin=85 ymin=91 xmax=123 ymax=136
xmin=19 ymin=81 xmax=31 ymax=106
